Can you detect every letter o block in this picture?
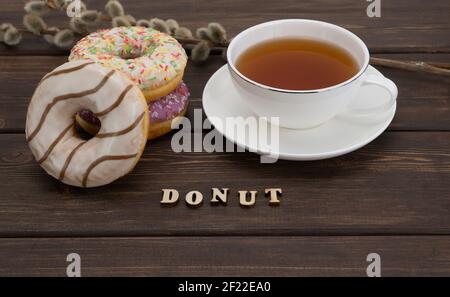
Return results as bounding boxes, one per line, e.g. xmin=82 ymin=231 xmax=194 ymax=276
xmin=185 ymin=190 xmax=204 ymax=208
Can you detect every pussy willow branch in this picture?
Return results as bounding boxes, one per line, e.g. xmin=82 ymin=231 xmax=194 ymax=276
xmin=176 ymin=37 xmax=229 ymax=48
xmin=20 ymin=1 xmax=450 ymax=76
xmin=18 ymin=28 xmax=58 ymax=35
xmin=370 ymin=57 xmax=450 ymax=77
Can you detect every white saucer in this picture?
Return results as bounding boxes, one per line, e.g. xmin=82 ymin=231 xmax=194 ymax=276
xmin=202 ymin=65 xmax=397 ymax=161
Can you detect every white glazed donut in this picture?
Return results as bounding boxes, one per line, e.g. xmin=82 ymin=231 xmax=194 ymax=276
xmin=26 ymin=60 xmax=149 ymax=187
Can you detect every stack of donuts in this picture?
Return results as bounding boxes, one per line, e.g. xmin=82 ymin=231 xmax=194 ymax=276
xmin=25 ymin=27 xmax=190 ymax=188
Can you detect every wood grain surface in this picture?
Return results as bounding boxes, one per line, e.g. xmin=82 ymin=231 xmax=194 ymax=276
xmin=0 ymin=0 xmax=449 ymax=276
xmin=0 ymin=132 xmax=449 ymax=236
xmin=0 ymin=236 xmax=449 ymax=276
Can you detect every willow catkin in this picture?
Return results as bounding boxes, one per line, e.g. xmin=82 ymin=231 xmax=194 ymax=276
xmin=191 ymin=40 xmax=211 ymax=62
xmin=174 ymin=27 xmax=193 ymax=39
xmin=150 ymin=18 xmax=170 ymax=34
xmin=137 ymin=19 xmax=151 ymax=28
xmin=196 ymin=27 xmax=210 ymax=41
xmin=79 ymin=10 xmax=100 ymax=25
xmin=52 ymin=0 xmax=67 ymax=9
xmin=23 ymin=14 xmax=47 ymax=35
xmin=165 ymin=19 xmax=179 ymax=34
xmin=24 ymin=1 xmax=49 ymax=15
xmin=112 ymin=16 xmax=131 ymax=27
xmin=207 ymin=22 xmax=227 ymax=43
xmin=124 ymin=15 xmax=137 ymax=26
xmin=69 ymin=17 xmax=88 ymax=34
xmin=53 ymin=29 xmax=75 ymax=48
xmin=0 ymin=23 xmax=12 ymax=31
xmin=104 ymin=0 xmax=125 ymax=18
xmin=4 ymin=27 xmax=22 ymax=46
xmin=0 ymin=23 xmax=12 ymax=42
xmin=43 ymin=26 xmax=59 ymax=44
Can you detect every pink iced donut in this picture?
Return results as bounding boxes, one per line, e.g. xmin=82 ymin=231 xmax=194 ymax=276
xmin=147 ymin=81 xmax=190 ymax=140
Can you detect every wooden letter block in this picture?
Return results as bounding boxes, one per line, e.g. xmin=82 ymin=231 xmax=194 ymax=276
xmin=160 ymin=189 xmax=179 ymax=207
xmin=185 ymin=190 xmax=204 ymax=208
xmin=239 ymin=190 xmax=257 ymax=207
xmin=210 ymin=188 xmax=229 ymax=206
xmin=265 ymin=188 xmax=282 ymax=206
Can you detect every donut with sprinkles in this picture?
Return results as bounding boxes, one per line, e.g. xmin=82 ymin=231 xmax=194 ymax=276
xmin=69 ymin=26 xmax=188 ymax=102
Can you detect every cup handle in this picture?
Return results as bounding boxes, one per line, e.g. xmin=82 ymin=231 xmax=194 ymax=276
xmin=345 ymin=74 xmax=398 ymax=116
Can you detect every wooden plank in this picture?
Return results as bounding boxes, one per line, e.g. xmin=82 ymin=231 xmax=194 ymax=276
xmin=0 ymin=54 xmax=449 ymax=133
xmin=0 ymin=236 xmax=449 ymax=276
xmin=0 ymin=0 xmax=449 ymax=55
xmin=0 ymin=132 xmax=449 ymax=237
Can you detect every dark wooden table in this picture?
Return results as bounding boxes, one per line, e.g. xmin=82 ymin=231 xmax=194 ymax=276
xmin=0 ymin=0 xmax=449 ymax=276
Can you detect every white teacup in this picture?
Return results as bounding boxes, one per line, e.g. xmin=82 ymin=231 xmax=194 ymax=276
xmin=227 ymin=19 xmax=398 ymax=129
